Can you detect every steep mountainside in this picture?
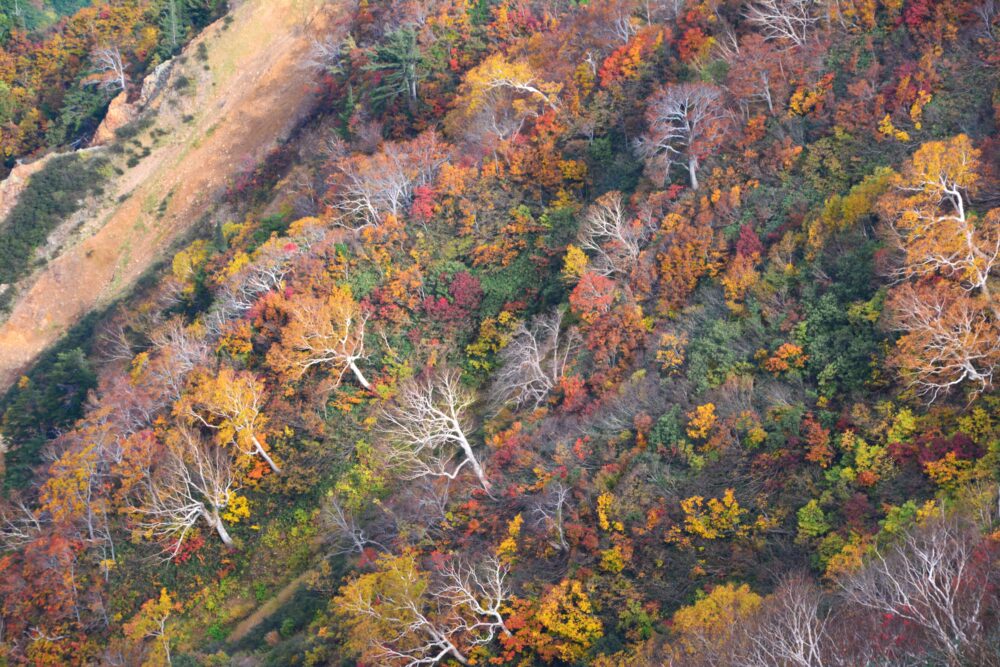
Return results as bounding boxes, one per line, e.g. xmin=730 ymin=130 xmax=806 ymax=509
xmin=1 ymin=0 xmax=999 ymax=665
xmin=0 ymin=0 xmax=338 ymax=389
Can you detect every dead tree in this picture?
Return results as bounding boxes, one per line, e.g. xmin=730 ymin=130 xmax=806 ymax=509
xmin=92 ymin=46 xmax=128 ymax=93
xmin=491 ymin=311 xmax=580 ymax=410
xmin=129 ymin=429 xmax=238 ymax=558
xmin=578 ymin=191 xmax=653 ymax=277
xmin=637 ymin=82 xmax=729 ymax=190
xmin=379 ymin=369 xmax=491 ymax=492
xmin=744 ymin=0 xmax=821 ymax=48
xmin=839 ymin=514 xmax=994 ymax=665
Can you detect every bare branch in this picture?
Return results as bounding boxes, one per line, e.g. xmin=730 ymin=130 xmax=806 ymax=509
xmin=491 ymin=311 xmax=580 ymax=410
xmin=379 ymin=369 xmax=491 ymax=493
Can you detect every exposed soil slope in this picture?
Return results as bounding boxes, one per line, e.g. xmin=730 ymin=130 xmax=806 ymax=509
xmin=0 ymin=0 xmax=337 ymax=389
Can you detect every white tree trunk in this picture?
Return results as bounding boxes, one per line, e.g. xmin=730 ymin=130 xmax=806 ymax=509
xmin=208 ymin=509 xmax=234 ymax=546
xmin=456 ymin=430 xmax=491 ymax=492
xmin=349 ymin=360 xmax=371 ymax=389
xmin=251 ymin=434 xmax=281 ymax=474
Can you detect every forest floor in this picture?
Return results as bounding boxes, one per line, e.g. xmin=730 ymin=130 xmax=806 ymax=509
xmin=0 ymin=0 xmax=338 ymax=389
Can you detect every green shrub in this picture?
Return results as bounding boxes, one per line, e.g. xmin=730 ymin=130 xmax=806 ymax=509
xmin=0 ymin=152 xmax=109 ymax=285
xmin=2 ymin=348 xmax=96 ymax=490
xmin=649 ymin=407 xmax=683 ymax=448
xmin=686 ymin=318 xmax=753 ymax=393
xmin=206 ymin=622 xmax=227 ymax=641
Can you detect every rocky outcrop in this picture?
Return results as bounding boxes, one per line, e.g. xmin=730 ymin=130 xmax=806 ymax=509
xmin=137 ymin=58 xmax=176 ymax=107
xmin=91 ymin=92 xmax=137 ymax=145
xmin=91 ymin=59 xmax=175 ymax=145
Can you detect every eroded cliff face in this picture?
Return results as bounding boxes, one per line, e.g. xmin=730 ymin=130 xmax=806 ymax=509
xmin=0 ymin=0 xmax=341 ymax=390
xmin=91 ymin=59 xmax=175 ymax=146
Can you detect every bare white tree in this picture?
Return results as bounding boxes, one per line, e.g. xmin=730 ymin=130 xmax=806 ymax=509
xmin=129 ymin=429 xmax=238 ymax=558
xmin=887 ymin=284 xmax=1000 ymax=401
xmin=973 ymin=0 xmax=998 ymax=40
xmin=322 ymin=494 xmax=386 ymax=556
xmin=492 ymin=311 xmax=580 ymax=410
xmin=436 ymin=555 xmax=512 ymax=642
xmin=744 ymin=0 xmax=822 ymax=48
xmin=328 ymin=132 xmax=448 ymax=230
xmin=712 ymin=21 xmax=742 ymax=63
xmin=338 ymin=552 xmax=512 ymax=667
xmin=379 ymin=369 xmax=491 ymax=492
xmin=306 ymin=34 xmax=352 ymax=74
xmin=97 ymin=320 xmax=139 ymax=364
xmin=147 ymin=318 xmax=211 ymax=401
xmin=329 ymin=150 xmax=414 ymax=228
xmin=342 ymin=557 xmax=465 ymax=666
xmin=637 ymin=82 xmax=729 ymax=190
xmin=0 ymin=501 xmax=43 ymax=551
xmin=223 ymin=241 xmax=297 ymax=312
xmin=578 ymin=191 xmax=653 ymax=277
xmin=839 ymin=515 xmax=993 ymax=665
xmin=532 ymin=480 xmax=571 ymax=551
xmin=205 ymin=227 xmax=325 ymax=335
xmin=588 ymin=0 xmax=642 ymax=46
xmin=737 ymin=574 xmax=831 ymax=667
xmin=643 ymin=0 xmax=686 ymax=23
xmin=395 ymin=477 xmax=454 ymax=537
xmin=85 ymin=373 xmax=164 ymax=446
xmin=92 ymin=46 xmax=129 ymax=93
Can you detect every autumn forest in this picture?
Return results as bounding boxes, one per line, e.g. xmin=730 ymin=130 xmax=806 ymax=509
xmin=1 ymin=0 xmax=1000 ymax=664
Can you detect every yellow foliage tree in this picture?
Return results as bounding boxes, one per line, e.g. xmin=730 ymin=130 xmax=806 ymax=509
xmin=562 ymin=244 xmax=589 ymax=282
xmin=179 ymin=367 xmax=280 ymax=474
xmin=686 ymin=403 xmax=717 ymax=439
xmin=880 ymin=135 xmax=996 ymax=296
xmin=680 ymin=489 xmax=747 ymax=540
xmin=878 ymin=135 xmax=1000 ymax=398
xmin=497 ymin=513 xmax=523 ymax=564
xmin=656 ymin=332 xmax=688 ymax=374
xmin=123 ymin=588 xmax=179 ymax=667
xmin=669 ymin=582 xmax=762 ymax=656
xmin=536 ymin=580 xmax=604 ymax=662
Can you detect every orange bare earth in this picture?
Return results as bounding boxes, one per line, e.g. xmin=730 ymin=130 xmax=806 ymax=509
xmin=0 ymin=0 xmax=338 ymax=390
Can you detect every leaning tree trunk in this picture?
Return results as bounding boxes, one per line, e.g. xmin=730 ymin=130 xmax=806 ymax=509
xmin=250 ymin=434 xmax=281 ymax=474
xmin=207 ymin=509 xmax=234 ymax=546
xmin=688 ymin=156 xmax=699 ymax=190
xmin=348 ymin=360 xmax=372 ymax=390
xmin=454 ymin=429 xmax=491 ymax=493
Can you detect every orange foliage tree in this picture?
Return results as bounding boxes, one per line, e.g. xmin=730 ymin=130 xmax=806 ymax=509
xmin=879 ymin=135 xmax=1000 ymax=399
xmin=267 ymin=284 xmax=373 ymax=389
xmin=178 ymin=367 xmax=280 ymax=474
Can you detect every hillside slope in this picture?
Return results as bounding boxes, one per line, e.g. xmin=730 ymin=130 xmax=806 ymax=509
xmin=1 ymin=0 xmax=999 ymax=665
xmin=0 ymin=0 xmax=335 ymax=389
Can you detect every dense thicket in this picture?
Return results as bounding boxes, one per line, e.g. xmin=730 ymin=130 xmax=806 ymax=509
xmin=0 ymin=152 xmax=108 ymax=286
xmin=1 ymin=0 xmax=999 ymax=664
